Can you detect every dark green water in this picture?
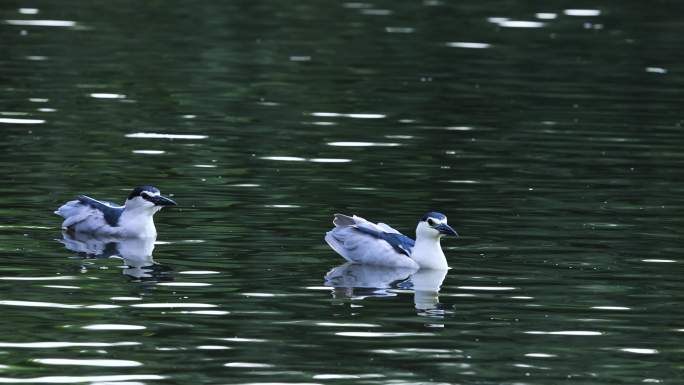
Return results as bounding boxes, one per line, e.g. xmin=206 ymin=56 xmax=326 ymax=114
xmin=2 ymin=1 xmax=683 ymax=384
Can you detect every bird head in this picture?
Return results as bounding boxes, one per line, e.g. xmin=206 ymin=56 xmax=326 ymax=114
xmin=124 ymin=185 xmax=177 ymax=212
xmin=416 ymin=212 xmax=458 ymax=240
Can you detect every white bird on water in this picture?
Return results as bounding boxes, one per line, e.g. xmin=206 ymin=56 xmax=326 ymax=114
xmin=55 ymin=185 xmax=176 ymax=238
xmin=325 ymin=212 xmax=458 ymax=270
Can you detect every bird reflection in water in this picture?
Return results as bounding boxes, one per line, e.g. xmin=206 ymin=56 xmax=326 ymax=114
xmin=58 ymin=231 xmax=173 ymax=281
xmin=324 ymin=262 xmax=449 ymax=317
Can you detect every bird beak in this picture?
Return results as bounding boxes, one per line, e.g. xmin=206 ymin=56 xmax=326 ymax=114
xmin=151 ymin=195 xmax=177 ymax=206
xmin=435 ymin=223 xmax=458 ymax=237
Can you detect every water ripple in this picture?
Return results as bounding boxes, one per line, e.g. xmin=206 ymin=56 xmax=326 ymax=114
xmin=224 ymin=362 xmax=273 ymax=368
xmin=385 ymin=27 xmax=414 ymax=33
xmin=564 ymin=9 xmax=601 ymax=16
xmin=196 ymin=345 xmax=231 ymax=350
xmin=645 ymin=67 xmax=667 ymax=74
xmin=157 ymin=282 xmax=212 ymax=287
xmin=217 ymin=337 xmax=266 ymax=343
xmin=178 ymin=310 xmax=229 ymax=315
xmin=446 ymin=42 xmax=491 ymax=49
xmin=490 ymin=19 xmax=545 ymax=28
xmin=619 ymin=348 xmax=658 ymax=354
xmin=125 ymin=133 xmax=208 ymax=140
xmin=335 ymin=332 xmax=433 ymax=337
xmin=310 ymin=112 xmax=385 ymax=119
xmin=0 ymin=342 xmax=139 ymax=348
xmin=4 ymin=19 xmax=77 ymax=27
xmin=310 ymin=158 xmax=351 ymax=163
xmin=315 ymin=322 xmax=380 ymax=328
xmin=0 ymin=118 xmax=45 ymax=124
xmin=132 ymin=150 xmax=165 ymax=155
xmin=535 ymin=13 xmax=557 ymax=19
xmin=361 ymin=9 xmax=392 ymax=16
xmin=81 ymin=324 xmax=146 ymax=331
xmin=327 ymin=141 xmax=400 ymax=147
xmin=525 ymin=330 xmax=603 ymax=336
xmin=457 ymin=286 xmax=517 ymax=291
xmin=130 ymin=303 xmax=217 ymax=309
xmin=33 ymin=358 xmax=142 ymax=367
xmin=0 ymin=276 xmax=76 ymax=281
xmin=314 ymin=374 xmax=384 ymax=379
xmin=260 ymin=156 xmax=306 ymax=162
xmin=0 ymin=300 xmax=80 ymax=309
xmin=260 ymin=156 xmax=351 ymax=163
xmin=0 ymin=374 xmax=164 ymax=383
xmin=89 ymin=93 xmax=125 ymax=99
xmin=42 ymin=286 xmax=80 ymax=290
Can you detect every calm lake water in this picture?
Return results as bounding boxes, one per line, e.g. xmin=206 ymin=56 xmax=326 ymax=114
xmin=2 ymin=1 xmax=683 ymax=384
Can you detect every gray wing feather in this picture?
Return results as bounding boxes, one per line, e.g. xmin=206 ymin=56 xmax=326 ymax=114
xmin=76 ymin=196 xmax=124 ymax=227
xmin=332 ymin=213 xmax=357 ymax=227
xmin=376 ymin=222 xmax=401 ymax=234
xmin=325 ymin=214 xmax=418 ymax=268
xmin=55 ymin=196 xmax=124 ymax=231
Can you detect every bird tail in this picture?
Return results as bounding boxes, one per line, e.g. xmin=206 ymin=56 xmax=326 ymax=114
xmin=54 ymin=200 xmax=80 ymax=218
xmin=324 ymin=231 xmax=354 ymax=263
xmin=332 ymin=213 xmax=356 ymax=228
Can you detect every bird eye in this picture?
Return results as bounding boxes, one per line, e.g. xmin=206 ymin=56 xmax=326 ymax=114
xmin=141 ymin=192 xmax=151 ymax=200
xmin=427 ymin=218 xmax=436 ymax=226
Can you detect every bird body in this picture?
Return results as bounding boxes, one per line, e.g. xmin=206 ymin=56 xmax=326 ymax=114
xmin=55 ymin=186 xmax=176 ymax=238
xmin=325 ymin=212 xmax=458 ymax=270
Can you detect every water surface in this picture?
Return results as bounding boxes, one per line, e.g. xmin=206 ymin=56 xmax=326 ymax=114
xmin=1 ymin=1 xmax=683 ymax=384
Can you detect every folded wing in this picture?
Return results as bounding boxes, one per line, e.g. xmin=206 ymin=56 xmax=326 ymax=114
xmin=325 ymin=214 xmax=418 ymax=268
xmin=55 ymin=196 xmax=124 ymax=230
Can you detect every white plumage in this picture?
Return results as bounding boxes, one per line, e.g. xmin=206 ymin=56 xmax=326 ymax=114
xmin=324 ymin=212 xmax=458 ymax=270
xmin=55 ymin=185 xmax=176 ymax=238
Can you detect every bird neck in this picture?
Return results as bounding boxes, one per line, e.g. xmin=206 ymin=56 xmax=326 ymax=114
xmin=410 ymin=236 xmax=448 ymax=270
xmin=119 ymin=207 xmax=157 ymax=238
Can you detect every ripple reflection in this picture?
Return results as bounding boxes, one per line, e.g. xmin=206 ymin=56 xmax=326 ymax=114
xmin=0 ymin=342 xmax=139 ymax=348
xmin=4 ymin=19 xmax=77 ymax=27
xmin=81 ymin=324 xmax=146 ymax=331
xmin=125 ymin=133 xmax=208 ymax=140
xmin=33 ymin=358 xmax=142 ymax=367
xmin=58 ymin=232 xmax=163 ymax=280
xmin=489 ymin=18 xmax=545 ymax=28
xmin=324 ymin=263 xmax=448 ymax=313
xmin=446 ymin=42 xmax=491 ymax=49
xmin=327 ymin=141 xmax=400 ymax=147
xmin=0 ymin=374 xmax=165 ymax=383
xmin=564 ymin=9 xmax=601 ymax=16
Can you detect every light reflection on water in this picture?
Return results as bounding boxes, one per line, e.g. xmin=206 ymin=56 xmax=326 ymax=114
xmin=1 ymin=0 xmax=683 ymax=384
xmin=124 ymin=133 xmax=209 ymax=140
xmin=32 ymin=358 xmax=143 ymax=367
xmin=0 ymin=374 xmax=166 ymax=383
xmin=4 ymin=19 xmax=77 ymax=27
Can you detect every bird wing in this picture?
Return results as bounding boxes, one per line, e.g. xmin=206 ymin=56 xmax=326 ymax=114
xmin=354 ymin=225 xmax=415 ymax=257
xmin=333 ymin=214 xmax=401 ymax=234
xmin=376 ymin=222 xmax=401 ymax=234
xmin=325 ymin=214 xmax=418 ymax=268
xmin=58 ymin=202 xmax=100 ymax=229
xmin=77 ymin=196 xmax=124 ymax=227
